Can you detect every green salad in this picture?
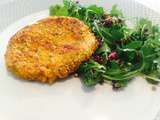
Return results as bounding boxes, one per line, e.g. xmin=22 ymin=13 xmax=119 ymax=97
xmin=50 ymin=0 xmax=160 ymax=89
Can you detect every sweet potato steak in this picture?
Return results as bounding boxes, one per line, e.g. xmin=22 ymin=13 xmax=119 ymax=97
xmin=5 ymin=16 xmax=98 ymax=83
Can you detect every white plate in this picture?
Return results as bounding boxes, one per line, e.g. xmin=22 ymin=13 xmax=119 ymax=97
xmin=0 ymin=0 xmax=160 ymax=120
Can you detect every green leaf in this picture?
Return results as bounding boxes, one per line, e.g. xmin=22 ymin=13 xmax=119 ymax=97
xmin=63 ymin=0 xmax=71 ymax=8
xmin=110 ymin=61 xmax=120 ymax=69
xmin=123 ymin=41 xmax=143 ymax=49
xmin=96 ymin=42 xmax=110 ymax=56
xmin=110 ymin=5 xmax=123 ymax=17
xmin=81 ymin=71 xmax=102 ymax=87
xmin=87 ymin=5 xmax=104 ymax=15
xmin=49 ymin=5 xmax=68 ymax=16
xmin=101 ymin=27 xmax=112 ymax=38
xmin=127 ymin=51 xmax=136 ymax=61
xmin=141 ymin=34 xmax=160 ymax=74
xmin=105 ymin=61 xmax=123 ymax=75
xmin=110 ymin=29 xmax=124 ymax=40
xmin=141 ymin=45 xmax=154 ymax=57
xmin=145 ymin=71 xmax=160 ymax=84
xmin=136 ymin=18 xmax=152 ymax=30
xmin=78 ymin=59 xmax=105 ymax=87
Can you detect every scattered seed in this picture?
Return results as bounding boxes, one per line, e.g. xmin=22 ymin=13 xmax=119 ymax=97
xmin=74 ymin=73 xmax=78 ymax=77
xmin=152 ymin=86 xmax=157 ymax=91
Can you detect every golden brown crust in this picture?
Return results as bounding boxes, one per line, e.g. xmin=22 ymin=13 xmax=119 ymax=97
xmin=5 ymin=16 xmax=98 ymax=83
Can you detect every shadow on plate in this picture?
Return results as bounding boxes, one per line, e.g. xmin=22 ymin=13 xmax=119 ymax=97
xmin=6 ymin=70 xmax=96 ymax=92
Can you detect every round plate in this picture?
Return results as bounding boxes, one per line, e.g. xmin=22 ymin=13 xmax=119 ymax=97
xmin=0 ymin=0 xmax=160 ymax=120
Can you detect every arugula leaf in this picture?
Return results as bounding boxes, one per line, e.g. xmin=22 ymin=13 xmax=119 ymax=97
xmin=110 ymin=28 xmax=124 ymax=40
xmin=87 ymin=5 xmax=104 ymax=15
xmin=136 ymin=18 xmax=152 ymax=30
xmin=146 ymin=74 xmax=160 ymax=84
xmin=110 ymin=5 xmax=123 ymax=17
xmin=63 ymin=0 xmax=71 ymax=8
xmin=95 ymin=42 xmax=110 ymax=56
xmin=141 ymin=26 xmax=160 ymax=74
xmin=123 ymin=41 xmax=143 ymax=49
xmin=78 ymin=59 xmax=105 ymax=86
xmin=49 ymin=5 xmax=68 ymax=16
xmin=106 ymin=61 xmax=122 ymax=75
xmin=145 ymin=59 xmax=160 ymax=84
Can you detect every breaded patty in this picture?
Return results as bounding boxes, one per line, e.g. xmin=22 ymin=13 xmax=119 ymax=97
xmin=5 ymin=16 xmax=98 ymax=83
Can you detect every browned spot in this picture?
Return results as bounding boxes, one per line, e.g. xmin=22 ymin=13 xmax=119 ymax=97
xmin=61 ymin=44 xmax=78 ymax=53
xmin=64 ymin=44 xmax=75 ymax=49
xmin=69 ymin=31 xmax=83 ymax=41
xmin=38 ymin=17 xmax=64 ymax=25
xmin=43 ymin=41 xmax=55 ymax=51
xmin=70 ymin=19 xmax=79 ymax=24
xmin=55 ymin=17 xmax=64 ymax=24
xmin=14 ymin=34 xmax=28 ymax=43
xmin=39 ymin=67 xmax=45 ymax=75
xmin=82 ymin=47 xmax=87 ymax=52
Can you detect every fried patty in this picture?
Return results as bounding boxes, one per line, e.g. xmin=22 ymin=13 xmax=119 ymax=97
xmin=5 ymin=16 xmax=98 ymax=83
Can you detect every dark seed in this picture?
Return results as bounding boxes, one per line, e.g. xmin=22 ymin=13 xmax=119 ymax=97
xmin=144 ymin=28 xmax=149 ymax=33
xmin=97 ymin=38 xmax=103 ymax=48
xmin=118 ymin=18 xmax=124 ymax=24
xmin=152 ymin=86 xmax=157 ymax=91
xmin=99 ymin=80 xmax=104 ymax=85
xmin=112 ymin=82 xmax=123 ymax=90
xmin=93 ymin=55 xmax=104 ymax=63
xmin=103 ymin=18 xmax=114 ymax=27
